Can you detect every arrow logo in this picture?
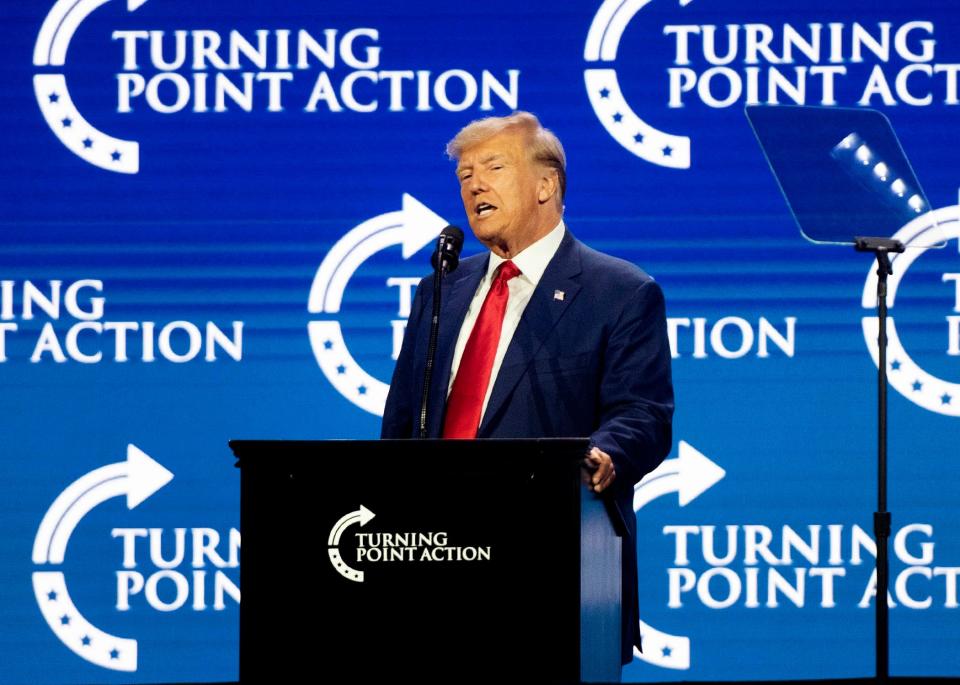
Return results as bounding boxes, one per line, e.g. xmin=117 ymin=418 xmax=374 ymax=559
xmin=859 ymin=205 xmax=960 ymax=417
xmin=633 ymin=440 xmax=725 ymax=670
xmin=308 ymin=194 xmax=446 ymax=314
xmin=327 ymin=505 xmax=376 ymax=583
xmin=33 ymin=444 xmax=173 ymax=564
xmin=34 ymin=0 xmax=148 ymax=172
xmin=633 ymin=440 xmax=726 ymax=512
xmin=307 ymin=194 xmax=449 ymax=415
xmin=32 ymin=444 xmax=173 ymax=671
xmin=583 ymin=0 xmax=693 ymax=168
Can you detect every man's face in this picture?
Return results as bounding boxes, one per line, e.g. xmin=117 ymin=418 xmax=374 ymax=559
xmin=456 ymin=128 xmax=545 ymax=256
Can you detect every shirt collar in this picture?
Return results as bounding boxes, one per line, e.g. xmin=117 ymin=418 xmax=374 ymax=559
xmin=485 ymin=220 xmax=565 ymax=287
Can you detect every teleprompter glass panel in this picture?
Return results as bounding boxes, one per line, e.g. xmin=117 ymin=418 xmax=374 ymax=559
xmin=746 ymin=105 xmax=943 ymax=248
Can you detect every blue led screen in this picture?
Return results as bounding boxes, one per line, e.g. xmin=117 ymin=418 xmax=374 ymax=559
xmin=2 ymin=0 xmax=960 ymax=682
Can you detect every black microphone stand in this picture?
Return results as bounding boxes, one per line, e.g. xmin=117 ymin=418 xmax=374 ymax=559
xmin=854 ymin=235 xmax=904 ymax=681
xmin=419 ymin=229 xmax=463 ymax=438
xmin=419 ymin=266 xmax=444 ymax=438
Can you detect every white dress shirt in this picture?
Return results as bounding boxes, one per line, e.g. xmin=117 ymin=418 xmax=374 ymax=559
xmin=447 ymin=220 xmax=566 ymax=422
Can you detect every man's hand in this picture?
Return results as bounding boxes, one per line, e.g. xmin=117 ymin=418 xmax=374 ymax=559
xmin=584 ymin=446 xmax=616 ymax=493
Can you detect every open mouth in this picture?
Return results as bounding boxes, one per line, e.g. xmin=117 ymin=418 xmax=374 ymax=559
xmin=475 ymin=202 xmax=497 ymax=218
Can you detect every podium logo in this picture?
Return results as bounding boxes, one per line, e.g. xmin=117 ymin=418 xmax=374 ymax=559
xmin=31 ymin=445 xmax=173 ymax=672
xmin=327 ymin=505 xmax=492 ymax=583
xmin=307 ymin=194 xmax=449 ymax=415
xmin=861 ymin=204 xmax=960 ymax=417
xmin=583 ymin=1 xmax=957 ymax=168
xmin=327 ymin=505 xmax=376 ymax=582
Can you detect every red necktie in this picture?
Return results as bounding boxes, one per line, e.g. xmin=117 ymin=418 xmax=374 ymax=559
xmin=443 ymin=260 xmax=522 ymax=438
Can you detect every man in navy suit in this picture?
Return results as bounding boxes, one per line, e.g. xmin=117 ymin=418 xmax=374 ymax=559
xmin=381 ymin=111 xmax=674 ymax=668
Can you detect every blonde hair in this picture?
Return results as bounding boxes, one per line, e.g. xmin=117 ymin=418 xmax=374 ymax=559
xmin=446 ymin=111 xmax=566 ymax=202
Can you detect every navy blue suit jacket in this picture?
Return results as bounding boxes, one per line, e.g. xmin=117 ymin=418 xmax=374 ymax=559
xmin=381 ymin=230 xmax=674 ymax=663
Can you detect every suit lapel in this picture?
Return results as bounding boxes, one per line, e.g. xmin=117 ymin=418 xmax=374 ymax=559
xmin=427 ymin=256 xmax=487 ymax=436
xmin=478 ymin=231 xmax=583 ymax=436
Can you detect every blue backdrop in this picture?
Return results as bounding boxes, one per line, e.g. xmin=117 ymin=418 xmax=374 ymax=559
xmin=2 ymin=0 xmax=959 ymax=682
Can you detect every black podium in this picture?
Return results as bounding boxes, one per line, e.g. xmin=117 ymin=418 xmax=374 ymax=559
xmin=230 ymin=438 xmax=624 ymax=684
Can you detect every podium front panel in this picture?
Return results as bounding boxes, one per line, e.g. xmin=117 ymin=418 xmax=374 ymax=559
xmin=232 ymin=438 xmax=613 ymax=684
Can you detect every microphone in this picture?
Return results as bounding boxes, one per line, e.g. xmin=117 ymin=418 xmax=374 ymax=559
xmin=431 ymin=225 xmax=464 ymax=275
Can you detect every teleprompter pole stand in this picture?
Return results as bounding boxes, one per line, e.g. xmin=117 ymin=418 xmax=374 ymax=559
xmin=854 ymin=236 xmax=904 ymax=681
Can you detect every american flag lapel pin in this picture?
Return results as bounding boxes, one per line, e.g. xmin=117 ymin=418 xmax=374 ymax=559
xmin=553 ymin=290 xmax=565 ymax=301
